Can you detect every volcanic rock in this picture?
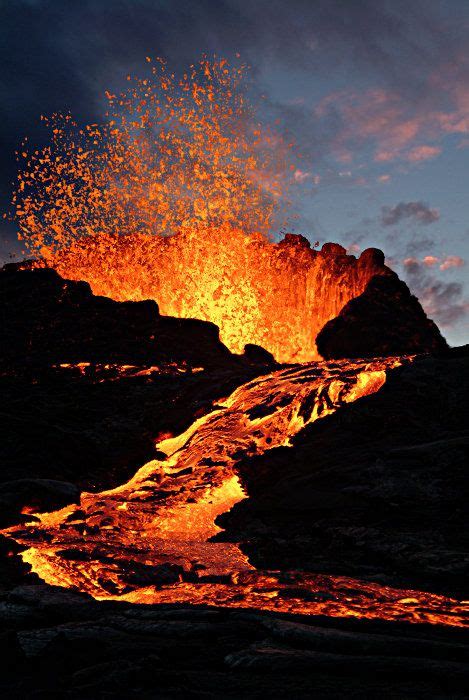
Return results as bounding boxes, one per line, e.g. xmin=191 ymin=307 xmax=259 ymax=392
xmin=316 ymin=274 xmax=448 ymax=358
xmin=223 ymin=348 xmax=469 ymax=595
xmin=320 ymin=242 xmax=347 ymax=256
xmin=224 ymin=643 xmax=469 ymax=684
xmin=0 ymin=584 xmax=467 ymax=698
xmin=242 ymin=343 xmax=276 ymax=365
xmin=0 ymin=250 xmax=467 ymax=700
xmin=0 ymin=265 xmax=234 ymax=369
xmin=0 ymin=479 xmax=80 ymax=527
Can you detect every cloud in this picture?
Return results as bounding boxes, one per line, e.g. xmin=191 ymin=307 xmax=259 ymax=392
xmin=293 ymin=168 xmax=312 ymax=182
xmin=1 ymin=0 xmax=468 ymax=263
xmin=404 ymin=236 xmax=436 ymax=255
xmin=381 ymin=201 xmax=439 ymax=226
xmin=402 ymin=258 xmax=469 ymax=329
xmin=406 ymin=145 xmax=442 ymax=162
xmin=406 ymin=254 xmax=465 ymax=270
xmin=314 ymin=52 xmax=469 ymax=167
xmin=439 ymin=255 xmax=465 ymax=271
xmin=1 ymin=2 xmax=468 ymax=178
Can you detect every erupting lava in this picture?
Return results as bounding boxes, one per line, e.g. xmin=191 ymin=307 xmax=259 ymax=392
xmin=4 ymin=358 xmax=468 ymax=627
xmin=45 ymin=231 xmax=388 ymax=362
xmin=11 ymin=56 xmax=387 ymax=361
xmin=6 ymin=55 xmax=466 ymax=629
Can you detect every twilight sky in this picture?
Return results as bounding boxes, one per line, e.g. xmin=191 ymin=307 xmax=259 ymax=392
xmin=1 ymin=0 xmax=468 ymax=345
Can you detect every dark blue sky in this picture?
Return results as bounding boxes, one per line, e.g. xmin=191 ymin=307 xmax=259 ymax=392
xmin=1 ymin=0 xmax=468 ymax=344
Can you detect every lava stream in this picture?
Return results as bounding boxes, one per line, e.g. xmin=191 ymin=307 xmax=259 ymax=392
xmin=3 ymin=357 xmax=468 ymax=627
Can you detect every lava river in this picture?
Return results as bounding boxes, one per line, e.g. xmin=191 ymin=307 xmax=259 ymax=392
xmin=3 ymin=358 xmax=468 ymax=627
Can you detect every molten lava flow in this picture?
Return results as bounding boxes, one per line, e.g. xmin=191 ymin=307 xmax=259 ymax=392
xmin=3 ymin=357 xmax=468 ymax=627
xmin=54 ymin=362 xmax=204 ymax=381
xmin=11 ymin=56 xmax=388 ymax=361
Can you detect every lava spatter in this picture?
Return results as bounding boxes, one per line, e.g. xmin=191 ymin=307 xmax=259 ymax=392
xmin=3 ymin=356 xmax=468 ymax=627
xmin=11 ymin=56 xmax=389 ymax=362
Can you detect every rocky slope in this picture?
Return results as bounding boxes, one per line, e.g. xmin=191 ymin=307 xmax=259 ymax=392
xmin=316 ymin=274 xmax=448 ymax=358
xmin=0 ymin=584 xmax=468 ymax=699
xmin=0 ymin=265 xmax=239 ymax=370
xmin=223 ymin=347 xmax=469 ymax=597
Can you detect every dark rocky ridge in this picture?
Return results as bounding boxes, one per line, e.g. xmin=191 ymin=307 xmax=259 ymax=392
xmin=0 ymin=264 xmax=277 ymax=526
xmin=0 ymin=584 xmax=467 ymax=699
xmin=316 ymin=273 xmax=448 ymax=359
xmin=0 ymin=264 xmax=274 ymax=370
xmin=0 ymin=265 xmax=225 ymax=368
xmin=221 ymin=347 xmax=469 ymax=598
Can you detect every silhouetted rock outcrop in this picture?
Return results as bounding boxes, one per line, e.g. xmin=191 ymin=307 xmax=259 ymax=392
xmin=48 ymin=232 xmax=393 ymax=362
xmin=242 ymin=343 xmax=276 ymax=365
xmin=0 ymin=266 xmax=235 ymax=369
xmin=316 ymin=274 xmax=448 ymax=359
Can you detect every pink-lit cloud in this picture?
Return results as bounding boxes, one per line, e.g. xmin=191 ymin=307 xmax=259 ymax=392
xmin=423 ymin=255 xmax=439 ymax=267
xmin=315 ymin=57 xmax=469 ymax=166
xmin=293 ymin=169 xmax=320 ymax=185
xmin=406 ymin=145 xmax=442 ymax=162
xmin=440 ymin=255 xmax=465 ymax=271
xmin=404 ymin=255 xmax=465 ymax=271
xmin=293 ymin=169 xmax=311 ymax=182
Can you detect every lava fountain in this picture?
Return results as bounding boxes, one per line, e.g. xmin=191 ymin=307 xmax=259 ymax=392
xmin=11 ymin=56 xmax=388 ymax=362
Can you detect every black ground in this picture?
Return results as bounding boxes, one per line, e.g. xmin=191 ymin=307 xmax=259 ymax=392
xmin=0 ymin=266 xmax=467 ymax=698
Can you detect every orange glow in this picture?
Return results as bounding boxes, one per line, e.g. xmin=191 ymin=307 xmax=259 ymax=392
xmin=4 ymin=357 xmax=468 ymax=627
xmin=15 ymin=57 xmax=290 ymax=245
xmin=54 ymin=362 xmax=204 ymax=380
xmin=7 ymin=57 xmax=465 ymax=627
xmin=20 ymin=505 xmax=38 ymax=516
xmin=44 ymin=230 xmax=385 ymax=362
xmin=12 ymin=56 xmax=385 ymax=362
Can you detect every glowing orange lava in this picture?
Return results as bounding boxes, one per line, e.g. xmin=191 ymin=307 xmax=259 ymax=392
xmin=47 ymin=231 xmax=387 ymax=361
xmin=11 ymin=56 xmax=388 ymax=362
xmin=3 ymin=357 xmax=468 ymax=627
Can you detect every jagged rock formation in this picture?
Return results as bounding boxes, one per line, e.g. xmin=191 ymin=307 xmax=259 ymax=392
xmin=316 ymin=274 xmax=448 ymax=359
xmin=0 ymin=265 xmax=238 ymax=369
xmin=3 ymin=240 xmax=444 ymax=366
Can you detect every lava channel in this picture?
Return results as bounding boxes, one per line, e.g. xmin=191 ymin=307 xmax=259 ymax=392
xmin=3 ymin=357 xmax=468 ymax=627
